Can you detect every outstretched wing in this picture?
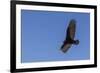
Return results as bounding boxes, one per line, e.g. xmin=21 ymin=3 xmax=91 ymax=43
xmin=68 ymin=19 xmax=76 ymax=39
xmin=60 ymin=19 xmax=76 ymax=53
xmin=60 ymin=43 xmax=72 ymax=53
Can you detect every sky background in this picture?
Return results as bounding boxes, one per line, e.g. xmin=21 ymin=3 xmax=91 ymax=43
xmin=21 ymin=10 xmax=90 ymax=63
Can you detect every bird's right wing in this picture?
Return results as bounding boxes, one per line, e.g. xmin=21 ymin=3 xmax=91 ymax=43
xmin=69 ymin=20 xmax=76 ymax=39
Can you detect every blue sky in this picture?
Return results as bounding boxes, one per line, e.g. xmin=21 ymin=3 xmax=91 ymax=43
xmin=21 ymin=10 xmax=90 ymax=63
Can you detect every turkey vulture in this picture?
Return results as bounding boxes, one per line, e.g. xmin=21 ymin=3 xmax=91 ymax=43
xmin=60 ymin=19 xmax=79 ymax=53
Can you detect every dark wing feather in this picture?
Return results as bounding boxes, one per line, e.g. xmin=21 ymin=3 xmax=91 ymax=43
xmin=60 ymin=19 xmax=76 ymax=53
xmin=61 ymin=44 xmax=72 ymax=53
xmin=68 ymin=20 xmax=76 ymax=39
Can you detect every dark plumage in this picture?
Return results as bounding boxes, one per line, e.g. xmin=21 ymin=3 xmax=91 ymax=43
xmin=60 ymin=19 xmax=79 ymax=53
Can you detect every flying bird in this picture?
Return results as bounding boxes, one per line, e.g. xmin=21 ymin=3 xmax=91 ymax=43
xmin=60 ymin=19 xmax=79 ymax=53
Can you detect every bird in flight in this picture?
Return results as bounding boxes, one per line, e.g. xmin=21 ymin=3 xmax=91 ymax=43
xmin=60 ymin=19 xmax=79 ymax=53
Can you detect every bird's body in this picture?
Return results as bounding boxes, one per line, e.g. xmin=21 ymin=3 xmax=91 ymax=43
xmin=60 ymin=19 xmax=79 ymax=53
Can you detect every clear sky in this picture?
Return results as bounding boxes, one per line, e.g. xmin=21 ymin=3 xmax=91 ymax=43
xmin=21 ymin=9 xmax=90 ymax=63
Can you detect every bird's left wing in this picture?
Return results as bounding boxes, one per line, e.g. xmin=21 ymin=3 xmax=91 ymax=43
xmin=60 ymin=43 xmax=72 ymax=53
